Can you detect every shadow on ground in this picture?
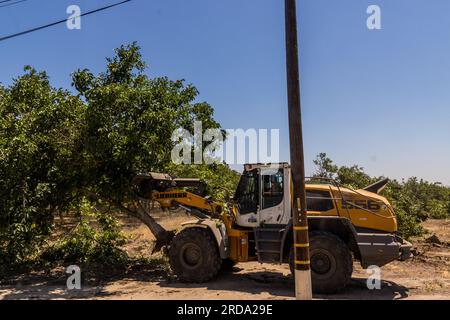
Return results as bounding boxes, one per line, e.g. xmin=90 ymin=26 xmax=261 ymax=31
xmin=157 ymin=268 xmax=410 ymax=300
xmin=0 ymin=265 xmax=409 ymax=300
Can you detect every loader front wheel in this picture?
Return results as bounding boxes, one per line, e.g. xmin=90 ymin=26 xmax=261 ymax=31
xmin=169 ymin=228 xmax=222 ymax=282
xmin=289 ymin=231 xmax=353 ymax=294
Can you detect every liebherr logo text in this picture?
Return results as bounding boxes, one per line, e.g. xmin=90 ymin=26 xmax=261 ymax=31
xmin=157 ymin=192 xmax=188 ymax=199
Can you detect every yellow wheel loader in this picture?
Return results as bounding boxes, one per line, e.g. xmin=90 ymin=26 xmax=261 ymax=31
xmin=133 ymin=163 xmax=413 ymax=294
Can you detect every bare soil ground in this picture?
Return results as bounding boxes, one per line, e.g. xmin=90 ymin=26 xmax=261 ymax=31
xmin=0 ymin=213 xmax=448 ymax=300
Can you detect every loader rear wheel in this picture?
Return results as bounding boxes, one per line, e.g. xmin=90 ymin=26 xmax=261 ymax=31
xmin=169 ymin=227 xmax=222 ymax=282
xmin=289 ymin=231 xmax=353 ymax=294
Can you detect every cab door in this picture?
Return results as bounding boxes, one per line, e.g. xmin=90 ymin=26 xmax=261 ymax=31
xmin=234 ymin=169 xmax=260 ymax=227
xmin=259 ymin=168 xmax=285 ymax=225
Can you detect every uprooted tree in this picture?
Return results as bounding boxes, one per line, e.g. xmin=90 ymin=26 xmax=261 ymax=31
xmin=0 ymin=43 xmax=233 ymax=266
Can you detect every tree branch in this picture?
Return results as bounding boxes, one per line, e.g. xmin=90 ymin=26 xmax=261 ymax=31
xmin=83 ymin=190 xmax=175 ymax=252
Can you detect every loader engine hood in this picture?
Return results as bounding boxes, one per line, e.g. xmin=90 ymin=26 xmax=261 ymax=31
xmin=340 ymin=185 xmax=398 ymax=233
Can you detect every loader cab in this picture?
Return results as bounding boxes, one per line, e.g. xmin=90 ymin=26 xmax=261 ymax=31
xmin=234 ymin=163 xmax=291 ymax=228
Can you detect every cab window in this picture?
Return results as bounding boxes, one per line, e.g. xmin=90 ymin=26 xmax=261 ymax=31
xmin=234 ymin=170 xmax=259 ymax=214
xmin=262 ymin=169 xmax=284 ymax=209
xmin=306 ymin=190 xmax=334 ymax=212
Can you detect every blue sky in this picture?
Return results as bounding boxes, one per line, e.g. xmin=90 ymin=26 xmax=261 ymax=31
xmin=1 ymin=0 xmax=449 ymax=184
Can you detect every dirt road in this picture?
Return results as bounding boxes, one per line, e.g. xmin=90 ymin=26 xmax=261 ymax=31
xmin=0 ymin=216 xmax=448 ymax=300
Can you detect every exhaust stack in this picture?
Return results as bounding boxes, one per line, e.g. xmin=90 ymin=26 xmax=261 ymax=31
xmin=363 ymin=178 xmax=389 ymax=194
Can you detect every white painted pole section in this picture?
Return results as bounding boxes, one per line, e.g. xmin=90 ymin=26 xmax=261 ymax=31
xmin=295 ymin=269 xmax=313 ymax=300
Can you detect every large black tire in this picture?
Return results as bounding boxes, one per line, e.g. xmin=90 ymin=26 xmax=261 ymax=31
xmin=169 ymin=227 xmax=222 ymax=282
xmin=289 ymin=231 xmax=353 ymax=294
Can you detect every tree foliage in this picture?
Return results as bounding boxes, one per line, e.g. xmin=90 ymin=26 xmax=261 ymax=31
xmin=165 ymin=163 xmax=240 ymax=202
xmin=72 ymin=43 xmax=221 ymax=202
xmin=0 ymin=43 xmax=227 ymax=267
xmin=0 ymin=67 xmax=85 ymax=264
xmin=40 ymin=200 xmax=127 ymax=267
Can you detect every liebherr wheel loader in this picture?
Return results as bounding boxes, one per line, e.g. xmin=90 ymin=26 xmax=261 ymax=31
xmin=133 ymin=163 xmax=413 ymax=294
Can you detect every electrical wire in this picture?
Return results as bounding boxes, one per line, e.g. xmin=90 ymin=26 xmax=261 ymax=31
xmin=0 ymin=0 xmax=28 ymax=8
xmin=0 ymin=0 xmax=132 ymax=43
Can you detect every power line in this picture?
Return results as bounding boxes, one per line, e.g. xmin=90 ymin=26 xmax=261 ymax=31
xmin=0 ymin=0 xmax=28 ymax=9
xmin=0 ymin=0 xmax=132 ymax=43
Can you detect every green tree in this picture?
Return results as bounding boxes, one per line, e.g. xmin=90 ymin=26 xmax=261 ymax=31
xmin=0 ymin=67 xmax=85 ymax=264
xmin=313 ymin=153 xmax=372 ymax=188
xmin=166 ymin=163 xmax=240 ymax=202
xmin=0 ymin=43 xmax=227 ymax=265
xmin=313 ymin=153 xmax=338 ymax=179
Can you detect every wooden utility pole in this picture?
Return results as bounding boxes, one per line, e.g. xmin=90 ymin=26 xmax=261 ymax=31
xmin=284 ymin=0 xmax=313 ymax=300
